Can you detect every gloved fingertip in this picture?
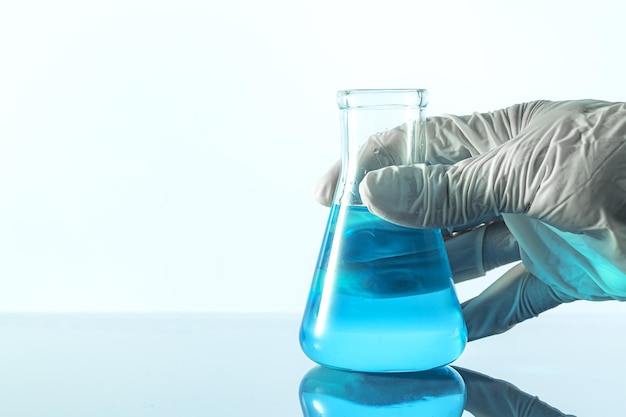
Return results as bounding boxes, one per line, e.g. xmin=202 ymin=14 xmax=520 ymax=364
xmin=359 ymin=166 xmax=411 ymax=226
xmin=312 ymin=182 xmax=333 ymax=207
xmin=313 ymin=160 xmax=341 ymax=207
xmin=358 ymin=169 xmax=379 ymax=208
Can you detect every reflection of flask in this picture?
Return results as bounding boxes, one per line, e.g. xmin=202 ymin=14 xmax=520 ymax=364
xmin=299 ymin=365 xmax=466 ymax=417
xmin=300 ymin=89 xmax=467 ymax=372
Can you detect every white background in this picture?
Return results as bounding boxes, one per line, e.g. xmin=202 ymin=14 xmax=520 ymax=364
xmin=1 ymin=0 xmax=625 ymax=313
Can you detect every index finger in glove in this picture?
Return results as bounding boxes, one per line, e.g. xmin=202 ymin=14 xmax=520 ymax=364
xmin=358 ymin=123 xmax=549 ymax=230
xmin=314 ymin=101 xmax=550 ymax=208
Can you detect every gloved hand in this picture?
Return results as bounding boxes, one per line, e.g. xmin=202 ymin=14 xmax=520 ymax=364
xmin=314 ymin=100 xmax=626 ymax=341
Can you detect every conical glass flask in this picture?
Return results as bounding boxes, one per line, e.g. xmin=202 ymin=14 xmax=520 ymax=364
xmin=300 ymin=89 xmax=467 ymax=372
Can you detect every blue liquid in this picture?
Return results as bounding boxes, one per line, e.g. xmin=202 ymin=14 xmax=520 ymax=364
xmin=300 ymin=205 xmax=467 ymax=372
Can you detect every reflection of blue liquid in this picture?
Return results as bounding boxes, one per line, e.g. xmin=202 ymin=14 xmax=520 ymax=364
xmin=300 ymin=205 xmax=467 ymax=372
xmin=299 ymin=366 xmax=466 ymax=417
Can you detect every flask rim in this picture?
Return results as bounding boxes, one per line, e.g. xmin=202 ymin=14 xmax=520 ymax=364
xmin=336 ymin=89 xmax=428 ymax=110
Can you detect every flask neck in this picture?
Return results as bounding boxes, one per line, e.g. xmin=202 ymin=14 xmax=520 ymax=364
xmin=334 ymin=89 xmax=428 ymax=206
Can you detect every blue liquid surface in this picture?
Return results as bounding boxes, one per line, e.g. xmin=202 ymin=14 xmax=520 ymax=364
xmin=300 ymin=205 xmax=467 ymax=372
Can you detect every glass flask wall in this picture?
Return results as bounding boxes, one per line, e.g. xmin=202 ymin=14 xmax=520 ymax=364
xmin=299 ymin=89 xmax=467 ymax=372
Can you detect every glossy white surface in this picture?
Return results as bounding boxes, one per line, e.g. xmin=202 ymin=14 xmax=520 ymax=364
xmin=0 ymin=311 xmax=623 ymax=416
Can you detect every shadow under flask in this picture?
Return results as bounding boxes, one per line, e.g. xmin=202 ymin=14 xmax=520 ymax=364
xmin=299 ymin=89 xmax=467 ymax=372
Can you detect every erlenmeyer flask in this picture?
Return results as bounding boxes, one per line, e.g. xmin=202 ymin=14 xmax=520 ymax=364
xmin=299 ymin=89 xmax=467 ymax=372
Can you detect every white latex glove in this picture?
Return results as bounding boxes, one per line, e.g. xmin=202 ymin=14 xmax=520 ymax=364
xmin=315 ymin=100 xmax=626 ymax=340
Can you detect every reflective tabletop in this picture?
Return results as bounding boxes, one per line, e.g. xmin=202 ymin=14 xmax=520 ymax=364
xmin=0 ymin=310 xmax=623 ymax=416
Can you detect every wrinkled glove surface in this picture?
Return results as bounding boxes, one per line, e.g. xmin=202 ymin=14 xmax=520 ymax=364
xmin=315 ymin=100 xmax=626 ymax=340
